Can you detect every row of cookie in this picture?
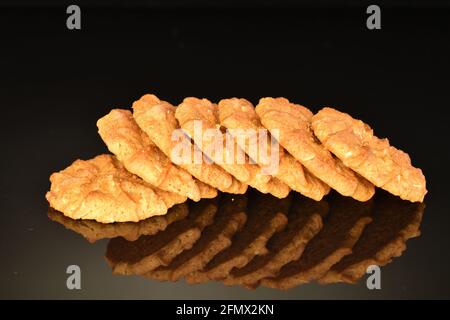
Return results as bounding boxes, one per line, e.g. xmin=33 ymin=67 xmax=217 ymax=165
xmin=46 ymin=94 xmax=427 ymax=223
xmin=100 ymin=94 xmax=426 ymax=202
xmin=49 ymin=190 xmax=423 ymax=289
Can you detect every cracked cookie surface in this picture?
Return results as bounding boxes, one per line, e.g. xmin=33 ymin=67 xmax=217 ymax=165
xmin=312 ymin=107 xmax=427 ymax=202
xmin=46 ymin=154 xmax=186 ymax=223
xmin=256 ymin=97 xmax=375 ymax=201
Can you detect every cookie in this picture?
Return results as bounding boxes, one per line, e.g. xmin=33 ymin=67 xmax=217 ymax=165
xmin=218 ymin=98 xmax=330 ymax=201
xmin=255 ymin=97 xmax=375 ymax=201
xmin=312 ymin=107 xmax=427 ymax=202
xmin=97 ymin=109 xmax=215 ymax=201
xmin=175 ymin=97 xmax=288 ymax=198
xmin=45 ymin=154 xmax=186 ymax=223
xmin=132 ymin=94 xmax=246 ymax=194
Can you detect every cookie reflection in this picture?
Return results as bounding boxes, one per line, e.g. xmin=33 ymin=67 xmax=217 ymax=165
xmin=49 ymin=189 xmax=425 ymax=290
xmin=48 ymin=203 xmax=189 ymax=243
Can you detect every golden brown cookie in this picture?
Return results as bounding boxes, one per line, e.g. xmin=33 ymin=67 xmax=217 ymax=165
xmin=106 ymin=199 xmax=218 ymax=275
xmin=218 ymin=98 xmax=330 ymax=201
xmin=320 ymin=192 xmax=424 ymax=284
xmin=97 ymin=109 xmax=213 ymax=201
xmin=175 ymin=97 xmax=288 ymax=198
xmin=262 ymin=196 xmax=373 ymax=289
xmin=312 ymin=107 xmax=427 ymax=202
xmin=255 ymin=97 xmax=375 ymax=201
xmin=146 ymin=194 xmax=247 ymax=281
xmin=196 ymin=180 xmax=218 ymax=199
xmin=132 ymin=94 xmax=246 ymax=194
xmin=45 ymin=154 xmax=186 ymax=223
xmin=224 ymin=195 xmax=329 ymax=288
xmin=47 ymin=203 xmax=189 ymax=243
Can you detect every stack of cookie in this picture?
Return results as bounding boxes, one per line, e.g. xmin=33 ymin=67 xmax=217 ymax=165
xmin=46 ymin=94 xmax=427 ymax=223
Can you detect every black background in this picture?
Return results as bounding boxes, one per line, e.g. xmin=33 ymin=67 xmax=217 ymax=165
xmin=1 ymin=1 xmax=450 ymax=299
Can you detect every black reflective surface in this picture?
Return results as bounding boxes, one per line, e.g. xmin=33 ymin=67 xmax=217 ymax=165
xmin=48 ymin=190 xmax=425 ymax=293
